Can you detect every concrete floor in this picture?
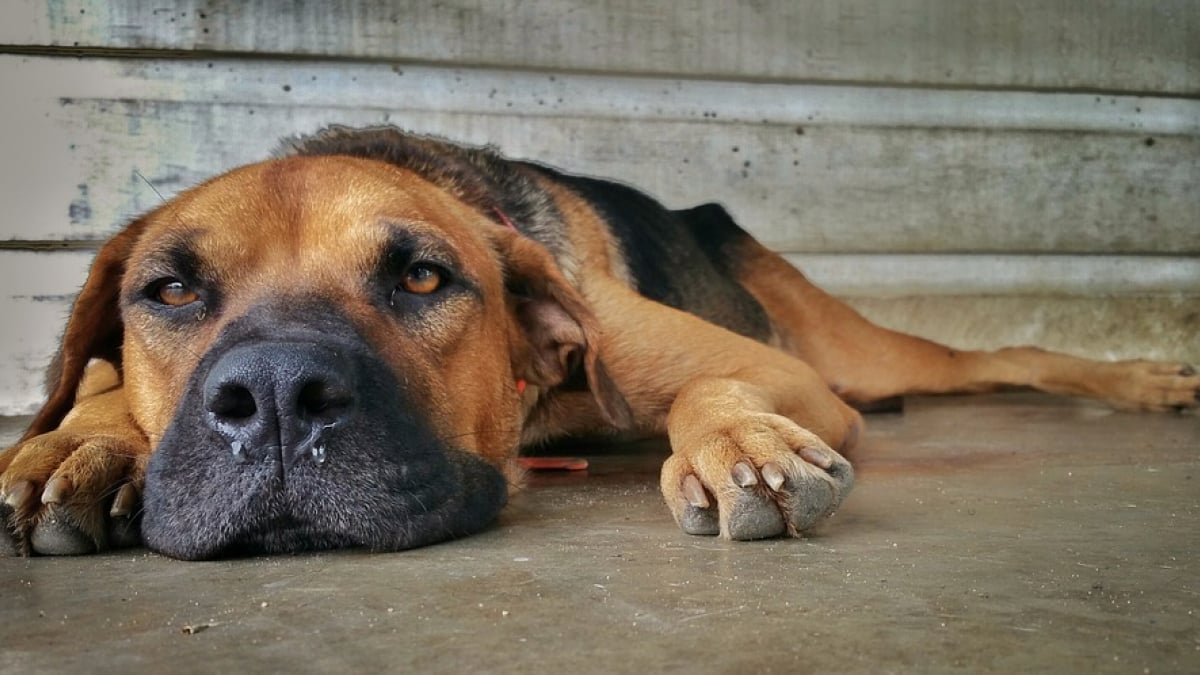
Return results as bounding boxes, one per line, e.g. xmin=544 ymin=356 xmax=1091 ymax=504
xmin=1 ymin=394 xmax=1197 ymax=673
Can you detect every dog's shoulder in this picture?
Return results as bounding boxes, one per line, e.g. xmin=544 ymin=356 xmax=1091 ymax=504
xmin=543 ymin=171 xmax=773 ymax=342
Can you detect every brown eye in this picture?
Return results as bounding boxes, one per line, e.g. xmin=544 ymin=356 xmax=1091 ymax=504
xmin=401 ymin=264 xmax=443 ymax=295
xmin=155 ymin=279 xmax=199 ymax=306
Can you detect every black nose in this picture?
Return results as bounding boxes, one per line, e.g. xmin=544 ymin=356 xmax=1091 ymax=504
xmin=202 ymin=342 xmax=355 ymax=470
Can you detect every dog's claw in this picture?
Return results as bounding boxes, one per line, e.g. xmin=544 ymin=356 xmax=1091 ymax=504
xmin=110 ymin=483 xmax=139 ymax=517
xmin=41 ymin=476 xmax=74 ymax=505
xmin=761 ymin=462 xmax=786 ymax=491
xmin=682 ymin=474 xmax=709 ymax=508
xmin=799 ymin=446 xmax=833 ymax=470
xmin=678 ymin=474 xmax=719 ymax=535
xmin=731 ymin=462 xmax=758 ymax=488
xmin=3 ymin=480 xmax=33 ymax=509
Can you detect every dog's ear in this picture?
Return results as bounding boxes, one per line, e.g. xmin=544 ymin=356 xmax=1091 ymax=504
xmin=494 ymin=229 xmax=633 ymax=430
xmin=22 ymin=219 xmax=148 ymax=441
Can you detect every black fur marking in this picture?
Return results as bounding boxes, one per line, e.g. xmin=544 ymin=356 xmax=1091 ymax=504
xmin=550 ymin=175 xmax=772 ymax=341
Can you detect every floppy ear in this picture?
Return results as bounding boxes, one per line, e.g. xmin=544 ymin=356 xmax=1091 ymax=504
xmin=494 ymin=229 xmax=633 ymax=430
xmin=21 ymin=219 xmax=148 ymax=441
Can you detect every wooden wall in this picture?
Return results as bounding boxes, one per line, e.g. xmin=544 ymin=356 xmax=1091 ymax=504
xmin=0 ymin=0 xmax=1197 ymax=414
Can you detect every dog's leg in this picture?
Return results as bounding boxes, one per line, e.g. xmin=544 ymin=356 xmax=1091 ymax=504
xmin=0 ymin=362 xmax=149 ymax=555
xmin=580 ymin=278 xmax=862 ymax=539
xmin=734 ymin=243 xmax=1199 ymax=412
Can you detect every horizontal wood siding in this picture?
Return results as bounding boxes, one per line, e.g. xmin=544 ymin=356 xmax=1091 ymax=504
xmin=4 ymin=0 xmax=1198 ymax=94
xmin=0 ymin=1 xmax=1196 ymax=414
xmin=5 ymin=56 xmax=1198 ymax=252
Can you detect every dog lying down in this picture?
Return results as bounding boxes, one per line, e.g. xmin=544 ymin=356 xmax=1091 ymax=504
xmin=1 ymin=126 xmax=1195 ymax=559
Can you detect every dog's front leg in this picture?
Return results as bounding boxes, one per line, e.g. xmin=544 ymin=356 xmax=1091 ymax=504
xmin=0 ymin=362 xmax=149 ymax=555
xmin=580 ymin=278 xmax=862 ymax=540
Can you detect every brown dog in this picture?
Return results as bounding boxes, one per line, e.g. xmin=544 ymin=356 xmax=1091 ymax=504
xmin=1 ymin=126 xmax=1196 ymax=559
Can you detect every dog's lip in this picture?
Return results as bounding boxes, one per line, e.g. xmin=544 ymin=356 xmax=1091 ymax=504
xmin=181 ymin=475 xmax=467 ymax=558
xmin=142 ymin=430 xmax=482 ymax=558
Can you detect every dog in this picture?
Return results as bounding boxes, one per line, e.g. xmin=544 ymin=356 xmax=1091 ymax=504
xmin=1 ymin=126 xmax=1195 ymax=559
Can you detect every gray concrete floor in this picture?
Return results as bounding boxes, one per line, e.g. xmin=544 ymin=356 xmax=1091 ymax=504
xmin=1 ymin=394 xmax=1197 ymax=673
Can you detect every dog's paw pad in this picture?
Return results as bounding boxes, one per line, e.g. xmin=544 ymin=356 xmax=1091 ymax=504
xmin=725 ymin=488 xmax=786 ymax=540
xmin=30 ymin=506 xmax=97 ymax=555
xmin=776 ymin=471 xmax=837 ymax=532
xmin=680 ymin=505 xmax=720 ymax=536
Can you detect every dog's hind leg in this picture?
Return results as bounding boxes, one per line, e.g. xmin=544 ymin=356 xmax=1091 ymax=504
xmin=733 ymin=241 xmax=1199 ymax=412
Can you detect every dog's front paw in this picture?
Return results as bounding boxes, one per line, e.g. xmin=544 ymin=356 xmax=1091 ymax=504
xmin=660 ymin=411 xmax=854 ymax=540
xmin=0 ymin=430 xmax=147 ymax=556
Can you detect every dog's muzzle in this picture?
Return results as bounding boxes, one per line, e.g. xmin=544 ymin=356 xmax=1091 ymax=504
xmin=140 ymin=305 xmax=507 ymax=560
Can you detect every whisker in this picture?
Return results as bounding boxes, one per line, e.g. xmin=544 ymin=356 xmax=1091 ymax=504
xmin=132 ymin=169 xmax=166 ymax=204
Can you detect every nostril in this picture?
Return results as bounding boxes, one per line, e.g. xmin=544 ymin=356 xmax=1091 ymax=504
xmin=297 ymin=380 xmax=353 ymax=421
xmin=209 ymin=384 xmax=258 ymax=421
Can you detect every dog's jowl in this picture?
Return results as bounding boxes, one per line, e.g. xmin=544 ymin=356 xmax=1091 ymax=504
xmin=2 ymin=126 xmax=1196 ymax=559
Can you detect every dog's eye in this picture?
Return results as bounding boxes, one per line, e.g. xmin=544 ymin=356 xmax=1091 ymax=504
xmin=153 ymin=279 xmax=200 ymax=307
xmin=399 ymin=263 xmax=444 ymax=295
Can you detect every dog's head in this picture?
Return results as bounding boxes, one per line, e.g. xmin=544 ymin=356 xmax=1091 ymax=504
xmin=28 ymin=135 xmax=629 ymax=559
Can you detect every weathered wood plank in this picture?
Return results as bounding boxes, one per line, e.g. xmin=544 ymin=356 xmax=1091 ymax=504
xmin=3 ymin=56 xmax=1197 ymax=253
xmin=9 ymin=56 xmax=1197 ymax=136
xmin=3 ymin=0 xmax=1198 ymax=95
